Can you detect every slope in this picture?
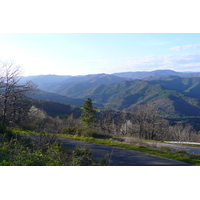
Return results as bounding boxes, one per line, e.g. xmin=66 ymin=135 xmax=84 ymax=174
xmin=148 ymin=76 xmax=200 ymax=98
xmin=39 ymin=73 xmax=127 ymax=96
xmin=73 ymin=79 xmax=200 ymax=117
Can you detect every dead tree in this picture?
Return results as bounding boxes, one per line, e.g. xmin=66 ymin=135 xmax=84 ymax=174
xmin=133 ymin=103 xmax=168 ymax=140
xmin=0 ymin=61 xmax=36 ymax=126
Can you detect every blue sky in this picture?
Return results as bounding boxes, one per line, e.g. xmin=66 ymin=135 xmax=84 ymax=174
xmin=1 ymin=33 xmax=200 ymax=76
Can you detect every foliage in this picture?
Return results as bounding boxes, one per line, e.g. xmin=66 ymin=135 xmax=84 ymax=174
xmin=0 ymin=124 xmax=18 ymax=141
xmin=70 ymin=146 xmax=95 ymax=166
xmin=0 ymin=132 xmax=109 ymax=166
xmin=32 ymin=99 xmax=72 ymax=118
xmin=59 ymin=126 xmax=98 ymax=137
xmin=0 ymin=140 xmax=69 ymax=166
xmin=81 ymin=98 xmax=96 ymax=125
xmin=21 ymin=106 xmax=64 ymax=133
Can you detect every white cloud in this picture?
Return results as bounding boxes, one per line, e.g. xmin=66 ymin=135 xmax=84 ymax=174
xmin=170 ymin=44 xmax=200 ymax=51
xmin=82 ymin=60 xmax=107 ymax=64
xmin=116 ymin=53 xmax=200 ymax=72
xmin=145 ymin=41 xmax=169 ymax=46
xmin=76 ymin=60 xmax=114 ymax=64
xmin=170 ymin=46 xmax=181 ymax=51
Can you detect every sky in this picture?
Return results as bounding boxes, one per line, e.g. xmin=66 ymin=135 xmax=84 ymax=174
xmin=1 ymin=33 xmax=200 ymax=76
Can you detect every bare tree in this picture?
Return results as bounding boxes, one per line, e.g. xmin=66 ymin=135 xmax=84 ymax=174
xmin=0 ymin=61 xmax=36 ymax=126
xmin=132 ymin=102 xmax=169 ymax=140
xmin=97 ymin=110 xmax=121 ymax=135
xmin=168 ymin=123 xmax=194 ymax=142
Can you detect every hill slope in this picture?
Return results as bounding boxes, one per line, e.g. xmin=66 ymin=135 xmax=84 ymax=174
xmin=26 ymin=90 xmax=84 ymax=106
xmin=147 ymin=76 xmax=200 ymax=98
xmin=112 ymin=69 xmax=200 ymax=79
xmin=38 ymin=73 xmax=127 ymax=96
xmin=72 ymin=79 xmax=200 ymax=117
xmin=23 ymin=71 xmax=200 ymax=118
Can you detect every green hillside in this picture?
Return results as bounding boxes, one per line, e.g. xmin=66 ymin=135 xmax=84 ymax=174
xmin=72 ymin=79 xmax=200 ymax=117
xmin=25 ymin=74 xmax=200 ymax=118
xmin=39 ymin=73 xmax=126 ymax=96
xmin=148 ymin=76 xmax=200 ymax=98
xmin=26 ymin=90 xmax=84 ymax=106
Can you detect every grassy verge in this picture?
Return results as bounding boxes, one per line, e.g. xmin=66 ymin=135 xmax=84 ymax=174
xmin=0 ymin=129 xmax=109 ymax=166
xmin=11 ymin=129 xmax=200 ymax=166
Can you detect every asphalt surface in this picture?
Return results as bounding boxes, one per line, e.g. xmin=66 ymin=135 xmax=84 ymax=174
xmin=56 ymin=138 xmax=191 ymax=166
xmin=146 ymin=141 xmax=200 ymax=155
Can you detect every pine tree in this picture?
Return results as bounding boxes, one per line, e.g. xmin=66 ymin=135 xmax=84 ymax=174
xmin=81 ymin=98 xmax=96 ymax=125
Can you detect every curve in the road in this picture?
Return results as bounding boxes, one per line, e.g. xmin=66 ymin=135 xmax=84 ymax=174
xmin=57 ymin=138 xmax=191 ymax=166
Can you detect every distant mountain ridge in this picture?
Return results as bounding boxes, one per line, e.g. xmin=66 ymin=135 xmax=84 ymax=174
xmin=147 ymin=76 xmax=200 ymax=98
xmin=113 ymin=69 xmax=200 ymax=79
xmin=69 ymin=78 xmax=200 ymax=117
xmin=22 ymin=69 xmax=200 ymax=87
xmin=23 ymin=69 xmax=200 ymax=117
xmin=26 ymin=90 xmax=84 ymax=106
xmin=21 ymin=74 xmax=71 ymax=87
xmin=23 ymin=73 xmax=128 ymax=96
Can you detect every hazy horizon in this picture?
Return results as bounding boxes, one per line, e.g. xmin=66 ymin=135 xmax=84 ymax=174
xmin=1 ymin=33 xmax=200 ymax=76
xmin=21 ymin=68 xmax=200 ymax=77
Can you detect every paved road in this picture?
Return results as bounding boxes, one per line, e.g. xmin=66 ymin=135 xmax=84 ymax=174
xmin=146 ymin=141 xmax=200 ymax=155
xmin=56 ymin=138 xmax=191 ymax=166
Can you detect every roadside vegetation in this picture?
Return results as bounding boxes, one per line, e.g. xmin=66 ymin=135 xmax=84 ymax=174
xmin=0 ymin=125 xmax=109 ymax=166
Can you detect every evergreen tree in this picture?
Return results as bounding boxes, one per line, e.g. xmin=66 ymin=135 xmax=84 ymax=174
xmin=81 ymin=98 xmax=96 ymax=125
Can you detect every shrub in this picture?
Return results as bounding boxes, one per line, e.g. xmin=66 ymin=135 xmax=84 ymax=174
xmin=70 ymin=145 xmax=94 ymax=166
xmin=0 ymin=124 xmax=8 ymax=134
xmin=0 ymin=133 xmax=109 ymax=166
xmin=0 ymin=139 xmax=70 ymax=166
xmin=0 ymin=124 xmax=16 ymax=142
xmin=75 ymin=127 xmax=98 ymax=137
xmin=70 ymin=145 xmax=109 ymax=166
xmin=59 ymin=127 xmax=77 ymax=135
xmin=59 ymin=126 xmax=98 ymax=137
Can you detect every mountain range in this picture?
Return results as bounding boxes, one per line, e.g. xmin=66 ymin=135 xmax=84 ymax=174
xmin=22 ymin=69 xmax=200 ymax=117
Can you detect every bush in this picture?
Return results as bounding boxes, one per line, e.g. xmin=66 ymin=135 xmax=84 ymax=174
xmin=70 ymin=145 xmax=94 ymax=166
xmin=0 ymin=124 xmax=16 ymax=142
xmin=0 ymin=124 xmax=8 ymax=134
xmin=0 ymin=139 xmax=70 ymax=166
xmin=0 ymin=134 xmax=109 ymax=166
xmin=76 ymin=127 xmax=97 ymax=137
xmin=59 ymin=126 xmax=98 ymax=138
xmin=70 ymin=145 xmax=109 ymax=166
xmin=59 ymin=127 xmax=77 ymax=135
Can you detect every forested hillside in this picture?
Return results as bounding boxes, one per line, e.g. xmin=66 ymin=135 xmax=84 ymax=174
xmin=28 ymin=73 xmax=127 ymax=95
xmin=148 ymin=76 xmax=200 ymax=98
xmin=26 ymin=90 xmax=84 ymax=106
xmin=71 ymin=79 xmax=200 ymax=117
xmin=25 ymin=71 xmax=200 ymax=118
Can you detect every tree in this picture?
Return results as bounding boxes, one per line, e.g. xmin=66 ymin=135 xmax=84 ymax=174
xmin=81 ymin=98 xmax=96 ymax=125
xmin=133 ymin=102 xmax=168 ymax=140
xmin=0 ymin=61 xmax=36 ymax=126
xmin=169 ymin=123 xmax=194 ymax=142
